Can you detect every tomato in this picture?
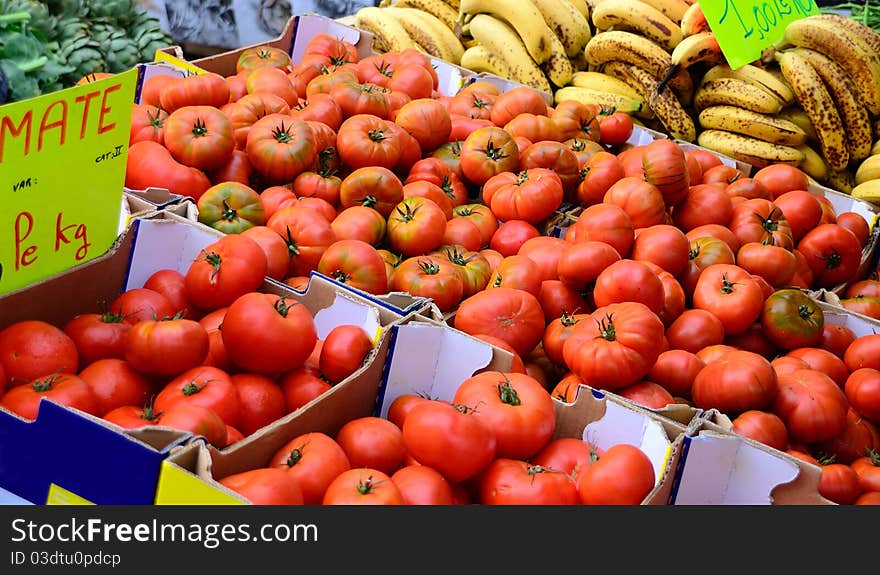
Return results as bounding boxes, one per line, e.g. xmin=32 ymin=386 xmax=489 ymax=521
xmin=691 ymin=350 xmax=777 ymax=414
xmin=430 ymin=245 xmax=492 ymax=299
xmin=731 ymin=410 xmax=789 ymax=451
xmin=818 ymin=323 xmax=857 ymax=360
xmin=617 ymin=380 xmax=675 ymax=409
xmin=431 ymin=140 xmax=464 ymax=180
xmin=403 ymin=180 xmax=454 ymax=221
xmin=816 ymin=407 xmax=880 ymax=464
xmin=673 ymin=184 xmax=734 ymax=232
xmin=602 ymin=176 xmax=666 ymax=229
xmin=279 ymin=365 xmax=331 ymax=412
xmin=245 ymin=113 xmax=316 ymax=185
xmin=487 ymin=255 xmax=542 ymax=297
xmin=538 ymin=280 xmax=590 ymax=323
xmin=852 ymin=452 xmax=880 ymax=492
xmin=387 ymin=63 xmax=434 ymax=99
xmin=140 ymin=74 xmax=176 ymax=107
xmin=329 ymin=80 xmax=389 ymax=119
xmin=504 ymin=113 xmax=562 ymax=144
xmin=844 ymin=334 xmax=880 ymax=372
xmin=77 ymin=358 xmax=151 ymax=417
xmin=122 ymin=316 xmax=209 ymax=378
xmin=162 ymin=105 xmax=234 ymax=172
xmin=402 ymin=399 xmax=497 ymax=483
xmin=386 ymin=197 xmax=447 ymax=257
xmin=338 ymin=166 xmax=404 ymax=217
xmin=530 ymin=437 xmax=597 ymax=480
xmin=125 ymin=140 xmax=212 ymax=201
xmin=770 ymin=190 xmax=823 ymax=244
xmin=234 ymin=227 xmax=287 ymax=282
xmin=159 ymin=73 xmax=230 ymax=112
xmin=479 ymin=458 xmax=579 ymax=505
xmin=228 ymin=373 xmax=285 ymax=437
xmin=845 ymin=368 xmax=880 ymax=425
xmin=551 ymin=100 xmax=600 ymax=142
xmin=293 ymin=167 xmax=342 ymax=207
xmin=575 ymin=151 xmax=624 ymax=207
xmin=599 ymin=111 xmax=635 ymax=147
xmin=516 ymin=236 xmax=566 ymax=284
xmin=386 ymin=393 xmax=434 ymax=430
xmin=391 ymin=465 xmax=454 ymax=505
xmin=837 ymin=211 xmax=871 ymax=248
xmin=267 ymin=431 xmax=351 ymax=504
xmin=758 ymin=288 xmax=824 ymax=351
xmin=63 ymin=312 xmax=131 ymax=368
xmin=751 ymin=163 xmax=810 ymax=199
xmin=406 ymin=157 xmax=469 ymax=208
xmin=394 ymin=98 xmax=452 ymax=152
xmin=290 ymin=94 xmax=344 ymax=133
xmin=648 ymin=349 xmax=705 ymax=397
xmin=390 ymin=256 xmax=464 ymax=312
xmin=542 ymin=311 xmax=591 ymax=368
xmin=323 ymin=468 xmax=403 ymax=505
xmin=196 ymin=182 xmax=265 ymax=234
xmin=221 ymin=293 xmax=316 ymax=376
xmin=565 ymin=203 xmax=635 ymax=259
xmin=520 ymin=141 xmax=580 ymax=195
xmin=336 ymin=114 xmax=401 ymax=170
xmin=592 ymin=259 xmax=665 ymax=316
xmin=1 ymin=372 xmax=97 ymax=420
xmin=334 ymin=416 xmax=406 ymax=475
xmin=490 ymin=87 xmax=548 ymax=126
xmin=773 ymin=368 xmax=849 ymax=443
xmin=318 ymin=324 xmax=374 ymax=384
xmin=109 ymin=287 xmax=176 ymax=326
xmin=449 ymin=89 xmax=496 ymax=120
xmin=453 ymin=371 xmax=555 ymax=460
xmin=459 ymin=126 xmax=520 ymax=186
xmin=244 ymin=65 xmax=298 ymax=106
xmin=490 ymin=220 xmax=540 ymax=257
xmin=565 ymin=137 xmax=604 ymax=167
xmin=318 ymin=238 xmax=388 ymax=294
xmin=854 ymin=491 xmax=880 ymax=505
xmin=236 ymin=45 xmax=291 ymax=73
xmin=641 ymin=139 xmax=690 ymax=206
xmin=306 ymin=67 xmax=359 ymax=99
xmin=442 ymin=217 xmax=482 ymax=251
xmin=557 ymin=240 xmax=621 ymax=293
xmin=666 ymin=309 xmax=726 ymax=357
xmin=267 ymin=204 xmax=337 ymax=277
xmin=452 ymin=204 xmax=499 ymax=248
xmin=816 ymin=462 xmax=863 ymax=504
xmin=486 ymin=168 xmax=564 ymax=225
xmin=576 ymin=443 xmax=655 ymax=505
xmin=691 ymin=264 xmax=764 ymax=335
xmin=630 ymin=224 xmax=689 ymax=278
xmin=184 ymin=234 xmax=268 ymax=312
xmin=304 ymin=32 xmax=358 ymax=64
xmin=220 ymin=467 xmax=304 ymax=505
xmin=154 ymin=365 xmax=239 ymax=427
xmin=454 ymin=287 xmax=546 ymax=357
xmin=786 ymin=347 xmax=848 ymax=388
xmin=563 ymin=302 xmax=665 ymax=391
xmin=685 ymin=224 xmax=741 ymax=255
xmin=798 ymin=223 xmax=863 ymax=289
xmin=129 ymin=104 xmax=167 ymax=146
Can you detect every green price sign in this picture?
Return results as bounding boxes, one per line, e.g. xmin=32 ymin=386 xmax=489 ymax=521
xmin=702 ymin=0 xmax=820 ymax=69
xmin=0 ymin=68 xmax=138 ymax=295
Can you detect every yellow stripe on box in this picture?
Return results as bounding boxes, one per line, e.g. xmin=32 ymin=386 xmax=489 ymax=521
xmin=153 ymin=51 xmax=207 ymax=75
xmin=154 ymin=461 xmax=243 ymax=505
xmin=46 ymin=484 xmax=95 ymax=505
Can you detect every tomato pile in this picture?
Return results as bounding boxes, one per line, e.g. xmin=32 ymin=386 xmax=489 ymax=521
xmin=0 ymin=233 xmax=377 ymax=450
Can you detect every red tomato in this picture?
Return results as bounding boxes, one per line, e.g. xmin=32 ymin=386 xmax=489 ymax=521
xmin=845 ymin=368 xmax=880 ymax=425
xmin=692 ymin=264 xmax=765 ymax=335
xmin=154 ymin=365 xmax=240 ymax=427
xmin=267 ymin=205 xmax=337 ymax=277
xmin=576 ymin=443 xmax=655 ymax=505
xmin=317 ymin=239 xmax=389 ymax=295
xmin=603 ymin=176 xmax=666 ymax=229
xmin=751 ymin=163 xmax=810 ymax=199
xmin=269 ymin=431 xmax=351 ymax=505
xmin=797 ymin=223 xmax=863 ymax=289
xmin=631 ymin=224 xmax=690 ymax=277
xmin=564 ymin=203 xmax=635 ymax=258
xmin=63 ymin=313 xmax=131 ymax=369
xmin=673 ymin=184 xmax=734 ymax=232
xmin=386 ymin=197 xmax=447 ymax=257
xmin=818 ymin=463 xmax=864 ymax=505
xmin=335 ymin=417 xmax=406 ymax=475
xmin=647 ymin=349 xmax=705 ymax=397
xmin=816 ymin=407 xmax=880 ymax=464
xmin=773 ymin=368 xmax=849 ymax=444
xmin=844 ymin=334 xmax=880 ymax=372
xmin=453 ymin=287 xmax=546 ymax=357
xmin=323 ymin=468 xmax=403 ymax=505
xmin=691 ymin=350 xmax=778 ymax=414
xmin=731 ymin=410 xmax=789 ymax=451
xmin=459 ymin=126 xmax=520 ymax=186
xmin=109 ymin=288 xmax=176 ymax=325
xmin=390 ymin=256 xmax=464 ymax=312
xmin=184 ymin=234 xmax=268 ymax=312
xmin=617 ymin=380 xmax=675 ymax=409
xmin=665 ymin=309 xmax=725 ymax=354
xmin=123 ymin=317 xmax=209 ymax=379
xmin=556 ymin=240 xmax=620 ymax=293
xmin=592 ymin=259 xmax=665 ymax=316
xmin=230 ymin=373 xmax=286 ymax=437
xmin=220 ymin=467 xmax=304 ymax=505
xmin=78 ymin=358 xmax=152 ymax=417
xmin=391 ymin=465 xmax=455 ymax=505
xmin=576 ymin=151 xmax=625 ymax=207
xmin=395 ymin=98 xmax=452 ymax=152
xmin=279 ymin=365 xmax=331 ymax=412
xmin=386 ymin=393 xmax=434 ymax=430
xmin=530 ymin=437 xmax=598 ymax=480
xmin=599 ymin=111 xmax=634 ymax=146
xmin=479 ymin=458 xmax=579 ymax=505
xmin=0 ymin=373 xmax=97 ymax=420
xmin=319 ymin=324 xmax=374 ymax=384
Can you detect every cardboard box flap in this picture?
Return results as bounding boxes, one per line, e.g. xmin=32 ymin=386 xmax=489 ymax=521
xmin=374 ymin=321 xmax=513 ymax=419
xmin=818 ymin=301 xmax=880 ymax=337
xmin=290 ymin=14 xmax=373 ymax=64
xmin=0 ymin=399 xmax=190 ymax=505
xmin=123 ymin=187 xmax=187 ymax=209
xmin=431 ymin=57 xmax=472 ymax=97
xmin=626 ymin=125 xmax=668 ymax=146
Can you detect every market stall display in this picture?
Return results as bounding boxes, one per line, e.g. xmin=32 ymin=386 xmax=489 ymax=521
xmin=2 ymin=3 xmax=880 ymax=507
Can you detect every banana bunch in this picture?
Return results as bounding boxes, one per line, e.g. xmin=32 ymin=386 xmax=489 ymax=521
xmin=456 ymin=0 xmax=592 ymax=93
xmin=762 ymin=13 xmax=880 ymax=198
xmin=354 ymin=0 xmax=465 ymax=63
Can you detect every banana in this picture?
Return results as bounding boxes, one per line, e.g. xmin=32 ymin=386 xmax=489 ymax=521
xmin=542 ymin=30 xmax=575 ymax=87
xmin=570 ymin=71 xmax=644 ymax=100
xmin=441 ymin=0 xmax=460 ymax=8
xmin=532 ymin=0 xmax=592 ymax=58
xmin=855 ymin=154 xmax=880 ymax=186
xmin=569 ymin=51 xmax=589 ymax=71
xmin=554 ymin=85 xmax=648 ymax=116
xmin=788 ymin=47 xmax=873 ymax=162
xmin=638 ymin=0 xmax=689 ymax=24
xmin=696 ymin=129 xmax=805 ymax=169
xmin=777 ymin=106 xmax=819 ymax=145
xmin=669 ymin=31 xmax=724 ymax=69
xmin=392 ymin=0 xmax=459 ymax=30
xmin=602 ymin=59 xmax=696 ymax=140
xmin=694 ymin=77 xmax=785 ymax=115
xmin=460 ymin=45 xmax=513 ymax=79
xmin=590 ymin=0 xmax=683 ymax=52
xmin=875 ymin=119 xmax=880 ymax=139
xmin=584 ymin=31 xmax=693 ymax=101
xmin=776 ymin=49 xmax=849 ymax=171
xmin=382 ymin=7 xmax=465 ymax=62
xmin=813 ymin=13 xmax=880 ymax=66
xmin=827 ymin=169 xmax=856 ymax=195
xmin=700 ymin=63 xmax=795 ymax=106
xmin=355 ymin=7 xmax=420 ymax=53
xmin=467 ymin=14 xmax=552 ymax=93
xmin=697 ymin=105 xmax=807 ymax=147
xmin=680 ymin=1 xmax=709 ymax=37
xmin=780 ymin=16 xmax=880 ymax=115
xmin=460 ymin=0 xmax=555 ymax=64
xmin=872 ymin=140 xmax=880 ymax=156
xmin=564 ymin=0 xmax=590 ymax=19
xmin=796 ymin=144 xmax=830 ymax=183
xmin=851 ymin=180 xmax=880 ymax=205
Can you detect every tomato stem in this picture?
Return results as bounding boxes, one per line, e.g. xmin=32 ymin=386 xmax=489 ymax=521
xmin=221 ymin=199 xmax=237 ymax=222
xmin=597 ymin=314 xmax=616 ymax=341
xmin=274 ymin=297 xmax=297 ymax=318
xmin=182 ymin=381 xmax=204 ymax=396
xmin=286 ymin=448 xmax=303 ymax=467
xmin=481 ymin=138 xmax=509 ymax=161
xmin=719 ymin=273 xmax=739 ymax=295
xmin=368 ymin=128 xmax=388 ymax=143
xmin=356 ymin=476 xmax=379 ymax=495
xmin=417 ymin=258 xmax=440 ymax=275
xmin=31 ymin=372 xmax=61 ymax=392
xmin=192 ymin=117 xmax=208 ymax=138
xmin=497 ymin=377 xmax=521 ymax=406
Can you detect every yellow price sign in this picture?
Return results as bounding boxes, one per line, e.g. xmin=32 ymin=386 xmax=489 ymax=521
xmin=0 ymin=69 xmax=138 ymax=295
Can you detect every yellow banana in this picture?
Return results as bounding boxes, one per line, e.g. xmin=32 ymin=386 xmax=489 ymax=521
xmin=855 ymin=154 xmax=880 ymax=186
xmin=382 ymin=7 xmax=465 ymax=62
xmin=669 ymin=31 xmax=724 ymax=69
xmin=789 ymin=47 xmax=873 ymax=162
xmin=872 ymin=140 xmax=880 ymax=156
xmin=590 ymin=0 xmax=682 ymax=52
xmin=542 ymin=30 xmax=575 ymax=87
xmin=602 ymin=59 xmax=696 ymax=140
xmin=826 ymin=169 xmax=856 ymax=195
xmin=780 ymin=16 xmax=880 ymax=115
xmin=460 ymin=0 xmax=555 ymax=64
xmin=638 ymin=0 xmax=689 ymax=24
xmin=700 ymin=63 xmax=795 ymax=106
xmin=680 ymin=1 xmax=709 ymax=37
xmin=564 ymin=0 xmax=590 ymax=19
xmin=850 ymin=179 xmax=880 ymax=204
xmin=813 ymin=13 xmax=880 ymax=66
xmin=694 ymin=77 xmax=785 ymax=115
xmin=459 ymin=45 xmax=513 ymax=79
xmin=569 ymin=51 xmax=589 ymax=71
xmin=532 ymin=0 xmax=592 ymax=58
xmin=441 ymin=0 xmax=460 ymax=8
xmin=697 ymin=105 xmax=807 ymax=147
xmin=570 ymin=71 xmax=644 ymax=100
xmin=875 ymin=118 xmax=880 ymax=139
xmin=776 ymin=49 xmax=849 ymax=171
xmin=554 ymin=85 xmax=648 ymax=116
xmin=796 ymin=144 xmax=830 ymax=183
xmin=696 ymin=129 xmax=805 ymax=169
xmin=392 ymin=0 xmax=459 ymax=29
xmin=467 ymin=14 xmax=552 ymax=93
xmin=355 ymin=6 xmax=420 ymax=53
xmin=584 ymin=31 xmax=692 ymax=101
xmin=777 ymin=106 xmax=819 ymax=145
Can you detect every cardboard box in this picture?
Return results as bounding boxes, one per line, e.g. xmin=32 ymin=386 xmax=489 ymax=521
xmin=0 ymin=399 xmax=191 ymax=505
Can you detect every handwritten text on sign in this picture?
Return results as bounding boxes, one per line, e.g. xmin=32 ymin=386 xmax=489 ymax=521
xmin=0 ymin=68 xmax=138 ymax=295
xmin=702 ymin=0 xmax=819 ymax=69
